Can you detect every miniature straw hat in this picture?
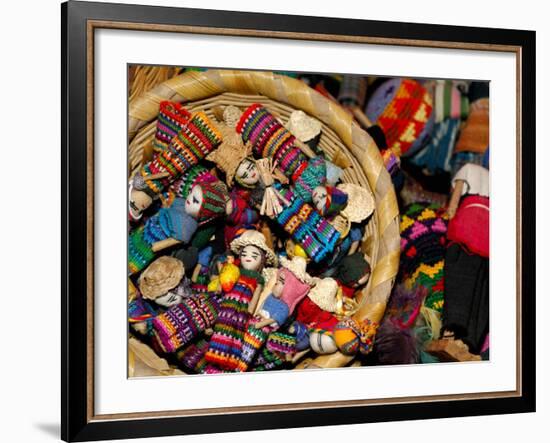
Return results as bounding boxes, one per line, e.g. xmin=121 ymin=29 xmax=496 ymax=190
xmin=279 ymin=256 xmax=314 ymax=286
xmin=286 ymin=110 xmax=322 ymax=142
xmin=138 ymin=256 xmax=185 ymax=300
xmin=206 ymin=125 xmax=253 ymax=186
xmin=230 ymin=229 xmax=278 ymax=266
xmin=336 ymin=183 xmax=375 ymax=222
xmin=307 ymin=277 xmax=340 ymax=313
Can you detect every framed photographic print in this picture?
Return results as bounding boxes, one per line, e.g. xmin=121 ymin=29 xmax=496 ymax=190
xmin=62 ymin=0 xmax=536 ymax=441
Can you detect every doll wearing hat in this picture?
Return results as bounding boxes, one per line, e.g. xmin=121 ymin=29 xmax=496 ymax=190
xmin=204 ymin=230 xmax=277 ymax=372
xmin=129 ymin=111 xmax=223 ymax=221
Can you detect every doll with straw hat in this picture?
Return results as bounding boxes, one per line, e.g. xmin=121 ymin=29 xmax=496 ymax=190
xmin=204 ymin=230 xmax=277 ymax=372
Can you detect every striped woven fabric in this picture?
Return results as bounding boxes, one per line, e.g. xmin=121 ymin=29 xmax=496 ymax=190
xmin=236 ymin=104 xmax=308 ymax=179
xmin=141 ymin=111 xmax=222 ymax=195
xmin=275 ymin=184 xmax=340 ymax=263
xmin=152 ymin=101 xmax=191 ymax=153
xmin=204 ymin=269 xmax=264 ymax=372
xmin=152 ymin=293 xmax=220 ymax=353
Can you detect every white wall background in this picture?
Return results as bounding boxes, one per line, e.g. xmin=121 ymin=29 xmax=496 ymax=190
xmin=0 ymin=0 xmax=546 ymax=442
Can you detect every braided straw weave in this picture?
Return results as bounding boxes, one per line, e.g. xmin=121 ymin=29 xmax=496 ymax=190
xmin=128 ymin=70 xmax=400 ymax=369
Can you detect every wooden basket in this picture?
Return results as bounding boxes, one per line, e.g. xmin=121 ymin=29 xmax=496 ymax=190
xmin=128 ymin=69 xmax=400 ymax=369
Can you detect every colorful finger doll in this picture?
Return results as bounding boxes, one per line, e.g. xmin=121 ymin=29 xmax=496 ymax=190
xmin=151 ymin=292 xmax=221 ymax=354
xmin=273 ymin=183 xmax=340 ymax=263
xmin=204 ymin=230 xmax=277 ymax=373
xmin=234 ymin=257 xmax=314 ymax=372
xmin=236 ymin=103 xmax=328 ymax=203
xmin=128 ymin=111 xmax=223 ymax=221
xmin=128 ymin=178 xmax=230 ymax=275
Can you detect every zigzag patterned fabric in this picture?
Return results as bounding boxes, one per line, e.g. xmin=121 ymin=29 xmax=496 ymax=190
xmin=151 ymin=293 xmax=220 ymax=353
xmin=275 ymin=184 xmax=340 ymax=263
xmin=204 ymin=269 xmax=264 ymax=372
xmin=399 ymin=202 xmax=448 ymax=312
xmin=140 ymin=111 xmax=222 ymax=195
xmin=152 ymin=101 xmax=192 ymax=153
xmin=366 ymin=78 xmax=433 ymax=157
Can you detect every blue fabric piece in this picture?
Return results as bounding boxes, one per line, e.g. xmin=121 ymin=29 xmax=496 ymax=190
xmin=291 ymin=321 xmax=310 ymax=351
xmin=482 ymin=147 xmax=490 ymax=169
xmin=261 ymin=295 xmax=290 ymax=326
xmin=450 ymin=151 xmax=484 ymax=177
xmin=158 ymin=198 xmax=198 ymax=243
xmin=198 ymin=246 xmax=213 ymax=266
xmin=409 ymin=118 xmax=460 ymax=174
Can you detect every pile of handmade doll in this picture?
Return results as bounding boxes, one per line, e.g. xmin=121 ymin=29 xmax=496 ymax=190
xmin=128 ymin=72 xmax=490 ymax=375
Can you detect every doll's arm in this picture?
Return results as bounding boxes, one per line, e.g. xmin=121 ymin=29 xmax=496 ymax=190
xmin=254 ymin=317 xmax=276 ymax=328
xmin=248 ymin=284 xmax=263 ymax=314
xmin=447 ymin=179 xmax=465 ymax=219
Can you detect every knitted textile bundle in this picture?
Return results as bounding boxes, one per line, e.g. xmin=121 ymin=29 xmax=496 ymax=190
xmin=152 ymin=293 xmax=220 ymax=353
xmin=128 ymin=226 xmax=156 ymax=275
xmin=205 ymin=269 xmax=264 ymax=371
xmin=409 ymin=118 xmax=461 ymax=174
xmin=338 ymin=75 xmax=368 ymax=108
xmin=175 ymin=338 xmax=209 ymax=374
xmin=235 ymin=318 xmax=272 ymax=372
xmin=250 ymin=331 xmax=297 ymax=371
xmin=454 ymin=98 xmax=489 ymax=154
xmin=195 ymin=180 xmax=230 ymax=225
xmin=140 ymin=112 xmax=222 ymax=195
xmin=275 ymin=184 xmax=340 ymax=263
xmin=251 ymin=347 xmax=286 ymax=371
xmin=431 ymin=80 xmax=469 ymax=124
xmin=236 ymin=104 xmax=308 ymax=181
xmin=152 ymin=101 xmax=192 ymax=153
xmin=366 ymin=78 xmax=434 ymax=157
xmin=399 ymin=202 xmax=448 ymax=312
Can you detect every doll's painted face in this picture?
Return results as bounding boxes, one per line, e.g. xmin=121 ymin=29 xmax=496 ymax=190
xmin=129 ymin=188 xmax=153 ymax=220
xmin=272 ymin=270 xmax=286 ymax=297
xmin=185 ymin=185 xmax=203 ymax=218
xmin=312 ymin=186 xmax=328 ymax=214
xmin=239 ymin=245 xmax=265 ymax=271
xmin=154 ymin=292 xmax=183 ymax=307
xmin=235 ymin=159 xmax=260 ymax=187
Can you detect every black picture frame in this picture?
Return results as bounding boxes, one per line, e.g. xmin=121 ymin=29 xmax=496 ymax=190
xmin=62 ymin=1 xmax=536 ymax=441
